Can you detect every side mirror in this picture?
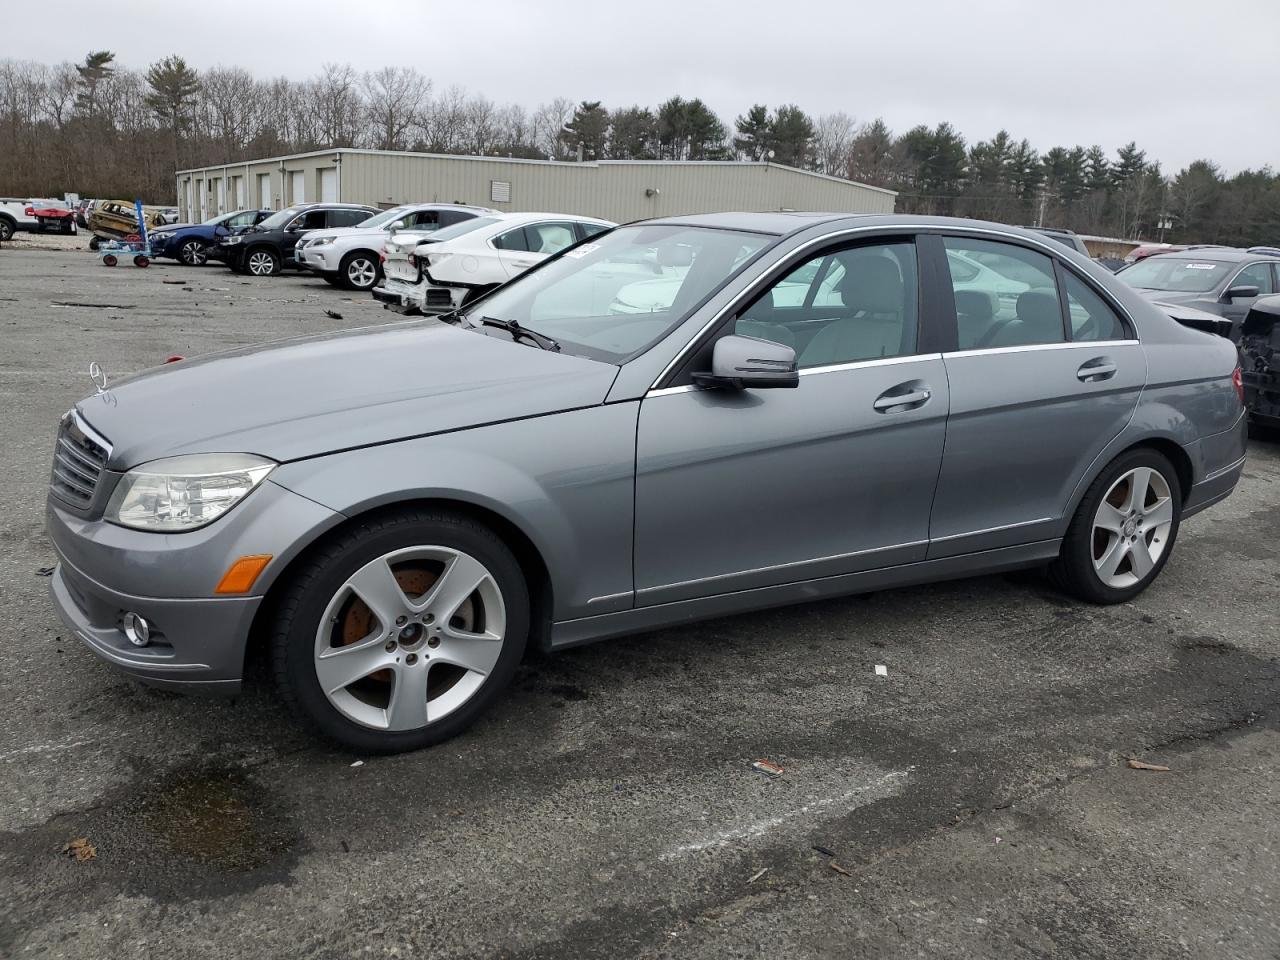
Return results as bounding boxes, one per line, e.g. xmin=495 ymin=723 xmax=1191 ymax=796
xmin=389 ymin=219 xmax=406 ymax=234
xmin=285 ymin=219 xmax=304 ymax=233
xmin=693 ymin=334 xmax=798 ymax=390
xmin=1225 ymin=285 xmax=1260 ymax=301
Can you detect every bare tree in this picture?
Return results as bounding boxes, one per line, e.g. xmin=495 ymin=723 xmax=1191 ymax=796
xmin=811 ymin=112 xmax=857 ymax=176
xmin=532 ymin=97 xmax=573 ymax=159
xmin=362 ymin=67 xmax=426 ymax=151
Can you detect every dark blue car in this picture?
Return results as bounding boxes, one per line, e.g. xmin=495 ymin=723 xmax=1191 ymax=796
xmin=148 ymin=209 xmax=272 ymax=265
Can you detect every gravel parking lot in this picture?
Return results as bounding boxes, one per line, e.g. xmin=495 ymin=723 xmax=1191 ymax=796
xmin=2 ymin=246 xmax=1278 ymax=959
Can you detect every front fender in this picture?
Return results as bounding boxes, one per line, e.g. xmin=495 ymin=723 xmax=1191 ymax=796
xmin=269 ymin=403 xmax=639 ymax=620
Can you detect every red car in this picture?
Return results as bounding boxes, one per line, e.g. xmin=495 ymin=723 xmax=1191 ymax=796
xmin=26 ymin=201 xmax=78 ymax=235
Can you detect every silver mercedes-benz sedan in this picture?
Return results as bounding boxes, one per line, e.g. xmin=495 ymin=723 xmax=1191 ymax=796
xmin=46 ymin=213 xmax=1248 ymax=752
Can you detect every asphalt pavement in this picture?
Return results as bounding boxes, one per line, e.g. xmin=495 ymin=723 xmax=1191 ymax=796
xmin=1 ymin=244 xmax=1278 ymax=959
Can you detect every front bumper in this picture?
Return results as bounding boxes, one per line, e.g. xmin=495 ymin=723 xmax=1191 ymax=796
xmin=45 ymin=478 xmax=341 ymax=692
xmin=297 ymin=245 xmax=339 ymax=273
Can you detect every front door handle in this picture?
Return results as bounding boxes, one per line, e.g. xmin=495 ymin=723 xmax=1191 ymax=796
xmin=873 ymin=384 xmax=932 ymax=412
xmin=1077 ymin=357 xmax=1117 ymax=382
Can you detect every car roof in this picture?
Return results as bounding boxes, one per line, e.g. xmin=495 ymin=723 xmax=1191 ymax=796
xmin=488 ymin=211 xmax=614 ymax=225
xmin=1142 ymin=248 xmax=1263 ymax=263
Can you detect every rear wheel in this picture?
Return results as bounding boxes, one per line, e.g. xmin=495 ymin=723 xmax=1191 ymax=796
xmin=179 ymin=239 xmax=208 ymax=266
xmin=246 ymin=247 xmax=281 ymax=276
xmin=340 ymin=251 xmax=380 ymax=291
xmin=0 ymin=218 xmax=13 ymax=241
xmin=271 ymin=509 xmax=530 ymax=753
xmin=88 ymin=236 xmax=101 ymax=251
xmin=1050 ymin=448 xmax=1181 ymax=604
xmin=133 ymin=255 xmax=150 ymax=268
xmin=102 ymin=254 xmax=117 ymax=267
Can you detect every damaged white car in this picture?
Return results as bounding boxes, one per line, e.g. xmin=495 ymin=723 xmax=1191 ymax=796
xmin=373 ymin=211 xmax=613 ymax=314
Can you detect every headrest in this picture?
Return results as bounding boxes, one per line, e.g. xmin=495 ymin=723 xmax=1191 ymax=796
xmin=836 ymin=256 xmax=903 ymax=313
xmin=953 ymin=289 xmax=994 ymax=322
xmin=1016 ymin=289 xmax=1062 ymax=333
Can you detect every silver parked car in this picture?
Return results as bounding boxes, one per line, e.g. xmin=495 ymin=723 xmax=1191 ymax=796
xmin=46 ymin=213 xmax=1248 ymax=753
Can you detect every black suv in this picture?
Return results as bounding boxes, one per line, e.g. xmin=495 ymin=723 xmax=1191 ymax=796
xmin=1027 ymin=226 xmax=1090 ymax=257
xmin=212 ymin=202 xmax=379 ymax=276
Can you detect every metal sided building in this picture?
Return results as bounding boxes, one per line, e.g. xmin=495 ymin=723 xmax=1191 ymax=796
xmin=174 ymin=150 xmax=896 ymax=223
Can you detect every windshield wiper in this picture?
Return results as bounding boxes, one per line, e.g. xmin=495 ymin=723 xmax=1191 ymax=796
xmin=476 ymin=316 xmax=560 ymax=352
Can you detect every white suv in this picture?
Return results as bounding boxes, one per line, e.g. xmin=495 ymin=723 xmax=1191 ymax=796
xmin=296 ymin=203 xmax=495 ymax=291
xmin=373 ymin=211 xmax=614 ymax=314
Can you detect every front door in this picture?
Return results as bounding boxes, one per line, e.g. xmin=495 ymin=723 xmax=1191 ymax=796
xmin=1221 ymin=261 xmax=1277 ymax=336
xmin=927 ymin=235 xmax=1145 ymax=557
xmin=633 ymin=238 xmax=950 ymax=605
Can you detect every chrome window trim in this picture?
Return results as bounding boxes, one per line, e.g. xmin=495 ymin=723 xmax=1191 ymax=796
xmin=651 ymin=222 xmax=1141 ymax=391
xmin=800 ymin=352 xmax=942 ymax=377
xmin=941 ymin=339 xmax=1139 ymax=359
xmin=643 ymin=353 xmax=944 ymax=398
xmin=636 ymin=539 xmax=928 ymax=597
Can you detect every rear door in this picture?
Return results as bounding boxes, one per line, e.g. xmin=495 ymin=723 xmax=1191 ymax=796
xmin=927 ymin=234 xmax=1145 ymax=558
xmin=493 ymin=221 xmax=581 ymax=277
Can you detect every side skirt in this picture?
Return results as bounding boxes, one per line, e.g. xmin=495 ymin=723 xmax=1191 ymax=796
xmin=549 ymin=539 xmax=1062 ymax=650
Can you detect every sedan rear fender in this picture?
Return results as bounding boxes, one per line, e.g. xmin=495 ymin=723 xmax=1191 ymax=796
xmin=268 ymin=403 xmax=640 ymax=621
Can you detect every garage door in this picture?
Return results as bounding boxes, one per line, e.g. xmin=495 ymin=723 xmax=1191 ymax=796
xmin=319 ymin=167 xmax=337 ymax=203
xmin=258 ymin=173 xmax=271 ymax=209
xmin=290 ymin=170 xmax=305 ymax=205
xmin=234 ymin=176 xmax=246 ymax=209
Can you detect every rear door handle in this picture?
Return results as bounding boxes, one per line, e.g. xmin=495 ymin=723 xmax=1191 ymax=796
xmin=873 ymin=385 xmax=932 ymax=412
xmin=1077 ymin=357 xmax=1117 ymax=382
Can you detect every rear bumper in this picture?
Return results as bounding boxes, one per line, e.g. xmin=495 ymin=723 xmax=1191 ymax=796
xmin=1183 ymin=409 xmax=1249 ymax=519
xmin=373 ymin=276 xmax=463 ymax=315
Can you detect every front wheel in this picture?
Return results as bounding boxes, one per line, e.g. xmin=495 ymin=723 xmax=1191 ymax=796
xmin=1050 ymin=448 xmax=1182 ymax=604
xmin=340 ymin=252 xmax=380 ymax=291
xmin=246 ymin=247 xmax=281 ymax=276
xmin=88 ymin=235 xmax=101 ymax=250
xmin=179 ymin=239 xmax=208 ymax=266
xmin=271 ymin=509 xmax=530 ymax=753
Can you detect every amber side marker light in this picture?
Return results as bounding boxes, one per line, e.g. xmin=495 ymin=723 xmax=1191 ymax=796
xmin=215 ymin=555 xmax=273 ymax=595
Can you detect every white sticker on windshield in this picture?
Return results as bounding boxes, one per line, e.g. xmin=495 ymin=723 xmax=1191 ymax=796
xmin=1185 ymin=263 xmax=1217 ymax=270
xmin=564 ymin=243 xmax=599 ymax=259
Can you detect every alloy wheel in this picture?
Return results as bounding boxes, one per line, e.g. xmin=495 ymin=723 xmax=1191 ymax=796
xmin=248 ymin=250 xmax=276 ymax=275
xmin=1090 ymin=466 xmax=1174 ymax=589
xmin=347 ymin=257 xmax=377 ymax=289
xmin=181 ymin=240 xmax=207 ymax=265
xmin=313 ymin=546 xmax=507 ymax=731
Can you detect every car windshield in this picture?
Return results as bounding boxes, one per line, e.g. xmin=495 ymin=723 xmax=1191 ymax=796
xmin=257 ymin=207 xmax=302 ymax=230
xmin=359 ymin=206 xmax=415 ymax=229
xmin=1118 ymin=257 xmax=1230 ymax=293
xmin=467 ymin=224 xmax=772 ymax=363
xmin=419 ymin=216 xmax=498 ymax=242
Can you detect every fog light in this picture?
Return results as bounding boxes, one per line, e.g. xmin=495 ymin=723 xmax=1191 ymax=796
xmin=122 ymin=611 xmax=150 ymax=647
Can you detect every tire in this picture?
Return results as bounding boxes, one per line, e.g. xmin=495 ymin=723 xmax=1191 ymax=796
xmin=271 ymin=508 xmax=530 ymax=753
xmin=88 ymin=236 xmax=100 ymax=251
xmin=0 ymin=218 xmax=15 ymax=241
xmin=1050 ymin=448 xmax=1182 ymax=604
xmin=340 ymin=251 xmax=380 ymax=291
xmin=178 ymin=239 xmax=208 ymax=266
xmin=102 ymin=254 xmax=117 ymax=267
xmin=134 ymin=255 xmax=150 ymax=268
xmin=245 ymin=247 xmax=281 ymax=276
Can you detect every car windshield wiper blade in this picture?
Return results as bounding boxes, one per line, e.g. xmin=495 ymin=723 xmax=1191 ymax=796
xmin=476 ymin=316 xmax=560 ymax=352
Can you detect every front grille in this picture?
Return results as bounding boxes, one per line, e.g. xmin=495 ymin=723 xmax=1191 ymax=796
xmin=51 ymin=412 xmax=110 ymax=506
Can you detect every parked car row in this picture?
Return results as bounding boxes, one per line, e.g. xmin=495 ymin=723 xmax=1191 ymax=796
xmin=0 ymin=197 xmax=79 ymax=239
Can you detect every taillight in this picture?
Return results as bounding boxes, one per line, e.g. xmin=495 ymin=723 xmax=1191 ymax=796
xmin=1232 ymin=365 xmax=1244 ymax=405
xmin=24 ymin=206 xmax=34 ymax=216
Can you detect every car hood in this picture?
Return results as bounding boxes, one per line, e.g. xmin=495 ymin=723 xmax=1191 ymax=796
xmin=76 ymin=322 xmax=619 ymax=468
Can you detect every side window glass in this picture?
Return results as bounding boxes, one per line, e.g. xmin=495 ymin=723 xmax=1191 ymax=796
xmin=410 ymin=210 xmax=440 ymax=230
xmin=580 ymin=221 xmax=610 ymax=239
xmin=298 ymin=210 xmax=326 ymax=229
xmin=1237 ymin=263 xmax=1275 ymax=295
xmin=436 ymin=210 xmax=470 ymax=227
xmin=493 ymin=227 xmax=532 ymax=252
xmin=734 ymin=241 xmax=919 ymax=368
xmin=1062 ymin=272 xmax=1126 ymax=341
xmin=943 ymin=238 xmax=1062 ymax=349
xmin=527 ymin=222 xmax=577 ymax=255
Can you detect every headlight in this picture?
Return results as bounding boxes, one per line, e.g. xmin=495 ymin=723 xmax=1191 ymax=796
xmin=307 ymin=236 xmax=334 ymax=247
xmin=223 ymin=235 xmax=243 ymax=245
xmin=105 ymin=453 xmax=275 ymax=532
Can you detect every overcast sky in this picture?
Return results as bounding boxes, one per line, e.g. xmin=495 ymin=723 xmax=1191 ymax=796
xmin=5 ymin=0 xmax=1278 ymax=174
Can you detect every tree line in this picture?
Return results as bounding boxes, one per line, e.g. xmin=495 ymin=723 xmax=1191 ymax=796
xmin=2 ymin=52 xmax=1277 ymax=246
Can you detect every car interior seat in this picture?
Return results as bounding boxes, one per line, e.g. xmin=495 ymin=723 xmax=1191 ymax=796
xmin=987 ymin=289 xmax=1063 ymax=346
xmin=953 ymin=289 xmax=996 ymax=349
xmin=537 ymin=225 xmax=575 ymax=254
xmin=799 ymin=256 xmax=906 ymax=365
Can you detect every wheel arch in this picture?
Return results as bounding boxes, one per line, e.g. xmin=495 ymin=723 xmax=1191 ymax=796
xmin=243 ymin=496 xmax=555 ymax=680
xmin=0 ymin=212 xmax=16 ymax=234
xmin=1063 ymin=432 xmax=1195 ymax=526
